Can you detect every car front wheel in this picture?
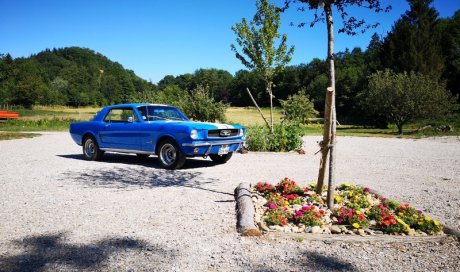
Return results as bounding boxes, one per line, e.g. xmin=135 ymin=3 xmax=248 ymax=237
xmin=209 ymin=152 xmax=233 ymax=164
xmin=83 ymin=136 xmax=104 ymax=161
xmin=157 ymin=139 xmax=186 ymax=170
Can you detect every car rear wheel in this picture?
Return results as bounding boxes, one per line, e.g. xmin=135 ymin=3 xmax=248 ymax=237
xmin=157 ymin=139 xmax=186 ymax=170
xmin=209 ymin=152 xmax=233 ymax=164
xmin=83 ymin=136 xmax=104 ymax=161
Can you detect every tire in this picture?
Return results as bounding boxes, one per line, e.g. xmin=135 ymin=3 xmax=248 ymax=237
xmin=209 ymin=152 xmax=233 ymax=164
xmin=136 ymin=154 xmax=150 ymax=159
xmin=82 ymin=136 xmax=104 ymax=161
xmin=157 ymin=139 xmax=186 ymax=170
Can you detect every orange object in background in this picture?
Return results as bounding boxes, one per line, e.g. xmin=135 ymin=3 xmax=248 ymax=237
xmin=0 ymin=110 xmax=19 ymax=119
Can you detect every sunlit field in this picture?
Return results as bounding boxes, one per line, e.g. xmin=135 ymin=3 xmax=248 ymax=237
xmin=0 ymin=105 xmax=458 ymax=137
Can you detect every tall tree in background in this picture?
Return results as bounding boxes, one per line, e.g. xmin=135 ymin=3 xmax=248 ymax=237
xmin=282 ymin=0 xmax=390 ymax=208
xmin=381 ymin=0 xmax=443 ymax=80
xmin=439 ymin=10 xmax=460 ymax=99
xmin=231 ymin=0 xmax=294 ymax=133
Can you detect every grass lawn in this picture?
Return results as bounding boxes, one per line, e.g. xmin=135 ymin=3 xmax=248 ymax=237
xmin=0 ymin=131 xmax=40 ymax=140
xmin=226 ymin=107 xmax=284 ymax=127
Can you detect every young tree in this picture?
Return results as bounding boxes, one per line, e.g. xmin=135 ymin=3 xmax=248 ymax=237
xmin=360 ymin=70 xmax=454 ymax=134
xmin=231 ymin=0 xmax=294 ymax=133
xmin=282 ymin=0 xmax=391 ymax=208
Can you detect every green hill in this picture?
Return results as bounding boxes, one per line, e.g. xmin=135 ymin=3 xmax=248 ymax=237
xmin=0 ymin=47 xmax=154 ymax=108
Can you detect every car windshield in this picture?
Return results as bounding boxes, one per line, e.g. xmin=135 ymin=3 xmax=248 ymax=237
xmin=137 ymin=105 xmax=189 ymax=122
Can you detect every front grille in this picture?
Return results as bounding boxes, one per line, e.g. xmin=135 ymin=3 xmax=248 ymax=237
xmin=208 ymin=129 xmax=239 ymax=138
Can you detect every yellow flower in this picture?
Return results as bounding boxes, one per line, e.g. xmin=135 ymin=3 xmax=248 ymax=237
xmin=352 ymin=223 xmax=360 ymax=229
xmin=425 ymin=216 xmax=431 ymax=221
xmin=397 ymin=218 xmax=404 ymax=224
xmin=434 ymin=220 xmax=440 ymax=226
xmin=348 ymin=192 xmax=354 ymax=197
xmin=398 ymin=212 xmax=404 ymax=216
xmin=365 ymin=210 xmax=370 ymax=215
xmin=284 ymin=201 xmax=289 ymax=206
xmin=334 ymin=195 xmax=343 ymax=203
xmin=356 ymin=210 xmax=362 ymax=215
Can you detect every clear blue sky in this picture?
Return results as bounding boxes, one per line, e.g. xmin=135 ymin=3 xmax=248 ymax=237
xmin=1 ymin=0 xmax=459 ymax=83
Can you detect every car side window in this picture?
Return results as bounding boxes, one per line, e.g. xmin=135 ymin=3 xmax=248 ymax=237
xmin=103 ymin=108 xmax=139 ymax=123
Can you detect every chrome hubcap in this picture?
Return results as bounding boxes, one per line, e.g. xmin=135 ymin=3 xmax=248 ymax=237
xmin=84 ymin=139 xmax=95 ymax=157
xmin=159 ymin=143 xmax=176 ymax=166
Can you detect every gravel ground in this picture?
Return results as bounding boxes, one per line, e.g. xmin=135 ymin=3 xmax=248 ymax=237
xmin=0 ymin=132 xmax=459 ymax=271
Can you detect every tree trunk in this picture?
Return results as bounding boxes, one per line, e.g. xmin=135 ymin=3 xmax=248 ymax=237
xmin=267 ymin=82 xmax=274 ymax=134
xmin=316 ymin=3 xmax=337 ymax=209
xmin=397 ymin=123 xmax=403 ymax=135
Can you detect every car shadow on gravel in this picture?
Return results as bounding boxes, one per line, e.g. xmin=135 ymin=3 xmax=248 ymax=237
xmin=58 ymin=153 xmax=217 ymax=169
xmin=0 ymin=233 xmax=176 ymax=272
xmin=61 ymin=165 xmax=234 ymax=196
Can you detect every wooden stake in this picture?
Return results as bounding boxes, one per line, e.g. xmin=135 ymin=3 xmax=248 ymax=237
xmin=246 ymin=87 xmax=271 ymax=130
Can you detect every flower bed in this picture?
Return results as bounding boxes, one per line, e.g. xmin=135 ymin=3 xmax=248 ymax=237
xmin=252 ymin=178 xmax=443 ymax=236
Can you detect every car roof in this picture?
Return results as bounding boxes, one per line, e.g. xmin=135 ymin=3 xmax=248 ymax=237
xmin=108 ymin=103 xmax=170 ymax=108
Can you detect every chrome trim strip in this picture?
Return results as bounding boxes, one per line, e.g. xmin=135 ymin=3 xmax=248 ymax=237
xmin=100 ymin=148 xmax=155 ymax=155
xmin=182 ymin=140 xmax=243 ymax=147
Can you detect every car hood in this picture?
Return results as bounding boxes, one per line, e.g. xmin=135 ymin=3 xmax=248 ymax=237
xmin=147 ymin=120 xmax=243 ymax=130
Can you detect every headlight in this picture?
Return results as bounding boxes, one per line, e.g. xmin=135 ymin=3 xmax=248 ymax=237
xmin=190 ymin=129 xmax=198 ymax=139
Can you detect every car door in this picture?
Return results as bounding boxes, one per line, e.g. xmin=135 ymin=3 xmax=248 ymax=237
xmin=99 ymin=107 xmax=142 ymax=150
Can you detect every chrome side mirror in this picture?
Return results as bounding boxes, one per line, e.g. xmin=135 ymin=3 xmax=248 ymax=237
xmin=127 ymin=116 xmax=134 ymax=123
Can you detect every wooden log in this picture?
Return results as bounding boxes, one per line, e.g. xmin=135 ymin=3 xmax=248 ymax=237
xmin=234 ymin=183 xmax=262 ymax=236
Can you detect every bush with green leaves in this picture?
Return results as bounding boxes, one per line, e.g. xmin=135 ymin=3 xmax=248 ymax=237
xmin=280 ymin=88 xmax=318 ymax=124
xmin=179 ymin=85 xmax=227 ymax=122
xmin=246 ymin=123 xmax=302 ymax=152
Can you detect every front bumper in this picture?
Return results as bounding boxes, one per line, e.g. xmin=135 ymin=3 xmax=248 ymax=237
xmin=182 ymin=139 xmax=245 ymax=156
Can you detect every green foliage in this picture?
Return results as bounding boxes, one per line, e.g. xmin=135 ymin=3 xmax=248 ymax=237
xmin=246 ymin=123 xmax=302 ymax=152
xmin=380 ymin=0 xmax=444 ymax=80
xmin=280 ymin=88 xmax=318 ymax=124
xmin=180 ymin=85 xmax=227 ymax=122
xmin=439 ymin=11 xmax=460 ymax=100
xmin=0 ymin=118 xmax=75 ymax=131
xmin=0 ymin=47 xmax=154 ymax=107
xmin=359 ymin=69 xmax=455 ymax=134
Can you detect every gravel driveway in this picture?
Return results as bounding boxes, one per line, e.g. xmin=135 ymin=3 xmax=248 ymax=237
xmin=0 ymin=132 xmax=459 ymax=271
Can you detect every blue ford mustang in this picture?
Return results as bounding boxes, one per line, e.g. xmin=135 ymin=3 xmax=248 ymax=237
xmin=69 ymin=103 xmax=245 ymax=169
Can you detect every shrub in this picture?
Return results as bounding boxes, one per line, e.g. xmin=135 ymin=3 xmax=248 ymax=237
xmin=180 ymin=85 xmax=227 ymax=122
xmin=280 ymin=88 xmax=318 ymax=124
xmin=246 ymin=123 xmax=303 ymax=152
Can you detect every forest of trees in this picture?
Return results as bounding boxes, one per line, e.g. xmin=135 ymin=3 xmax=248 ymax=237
xmin=0 ymin=3 xmax=458 ymax=127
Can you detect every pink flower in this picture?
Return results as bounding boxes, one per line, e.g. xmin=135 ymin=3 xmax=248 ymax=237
xmin=268 ymin=203 xmax=276 ymax=210
xmin=337 ymin=218 xmax=343 ymax=223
